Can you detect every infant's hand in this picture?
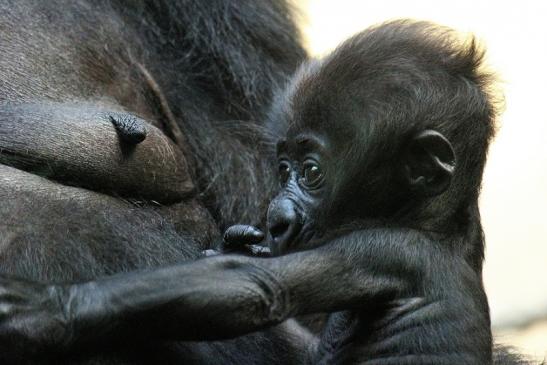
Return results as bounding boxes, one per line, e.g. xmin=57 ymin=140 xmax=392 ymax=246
xmin=222 ymin=225 xmax=270 ymax=257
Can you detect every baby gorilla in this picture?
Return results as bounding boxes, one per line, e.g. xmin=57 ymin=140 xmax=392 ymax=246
xmin=0 ymin=20 xmax=511 ymax=365
xmin=225 ymin=19 xmax=497 ymax=363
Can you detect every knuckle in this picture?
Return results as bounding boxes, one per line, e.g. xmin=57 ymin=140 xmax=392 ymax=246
xmin=0 ymin=303 xmax=16 ymax=317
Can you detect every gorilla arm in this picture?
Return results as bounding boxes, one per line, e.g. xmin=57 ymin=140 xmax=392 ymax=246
xmin=0 ymin=229 xmax=424 ymax=352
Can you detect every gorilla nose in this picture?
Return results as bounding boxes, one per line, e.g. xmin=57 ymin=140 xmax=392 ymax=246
xmin=267 ymin=199 xmax=302 ymax=254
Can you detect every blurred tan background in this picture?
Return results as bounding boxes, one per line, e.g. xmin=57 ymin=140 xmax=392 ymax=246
xmin=296 ymin=0 xmax=547 ymax=360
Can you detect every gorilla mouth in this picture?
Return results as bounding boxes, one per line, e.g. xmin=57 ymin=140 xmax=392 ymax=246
xmin=279 ymin=224 xmax=317 ymax=254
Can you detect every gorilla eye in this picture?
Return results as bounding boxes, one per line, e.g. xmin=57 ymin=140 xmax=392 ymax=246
xmin=278 ymin=161 xmax=291 ymax=185
xmin=302 ymin=162 xmax=323 ymax=187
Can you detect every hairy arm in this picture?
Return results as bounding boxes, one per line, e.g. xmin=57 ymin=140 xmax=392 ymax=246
xmin=0 ymin=228 xmax=427 ymax=354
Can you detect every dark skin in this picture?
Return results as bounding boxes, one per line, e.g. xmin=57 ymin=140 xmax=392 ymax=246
xmin=0 ymin=21 xmax=515 ymax=365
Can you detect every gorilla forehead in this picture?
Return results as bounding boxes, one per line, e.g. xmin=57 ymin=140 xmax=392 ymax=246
xmin=285 ymin=20 xmax=498 ymax=165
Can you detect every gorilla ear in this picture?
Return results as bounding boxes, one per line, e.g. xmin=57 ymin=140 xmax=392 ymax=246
xmin=404 ymin=130 xmax=456 ymax=197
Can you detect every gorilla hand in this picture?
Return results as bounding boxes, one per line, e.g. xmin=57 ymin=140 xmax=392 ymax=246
xmin=0 ymin=276 xmax=70 ymax=358
xmin=222 ymin=225 xmax=271 ymax=257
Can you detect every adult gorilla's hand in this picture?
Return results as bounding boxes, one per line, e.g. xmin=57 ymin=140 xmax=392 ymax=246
xmin=0 ymin=276 xmax=69 ymax=358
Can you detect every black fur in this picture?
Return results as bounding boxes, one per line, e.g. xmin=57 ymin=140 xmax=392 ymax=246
xmin=0 ymin=3 xmax=538 ymax=364
xmin=0 ymin=0 xmax=306 ymax=363
xmin=262 ymin=20 xmax=536 ymax=365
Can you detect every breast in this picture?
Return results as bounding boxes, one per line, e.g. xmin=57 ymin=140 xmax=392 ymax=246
xmin=0 ymin=102 xmax=194 ymax=204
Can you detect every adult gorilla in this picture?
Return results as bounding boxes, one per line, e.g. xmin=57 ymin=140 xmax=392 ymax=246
xmin=0 ymin=0 xmax=308 ymax=363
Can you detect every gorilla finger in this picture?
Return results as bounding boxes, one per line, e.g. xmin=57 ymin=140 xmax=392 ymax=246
xmin=223 ymin=225 xmax=265 ymax=248
xmin=247 ymin=245 xmax=271 ymax=257
xmin=203 ymin=249 xmax=221 ymax=257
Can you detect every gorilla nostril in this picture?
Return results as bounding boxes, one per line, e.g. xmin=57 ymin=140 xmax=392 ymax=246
xmin=267 ymin=199 xmax=301 ymax=250
xmin=270 ymin=220 xmax=291 ymax=239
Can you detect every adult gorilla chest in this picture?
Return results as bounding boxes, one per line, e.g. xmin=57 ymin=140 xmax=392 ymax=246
xmin=0 ymin=1 xmax=216 ymax=280
xmin=0 ymin=0 xmax=306 ymax=363
xmin=0 ymin=1 xmax=150 ymax=114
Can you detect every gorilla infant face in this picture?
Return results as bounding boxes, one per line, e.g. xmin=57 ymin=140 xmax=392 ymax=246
xmin=268 ymin=130 xmax=331 ymax=255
